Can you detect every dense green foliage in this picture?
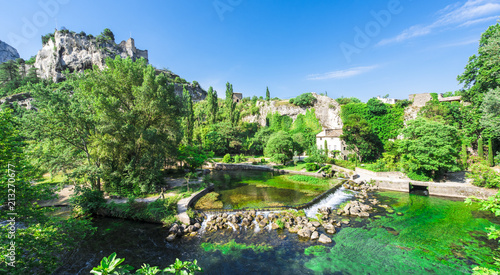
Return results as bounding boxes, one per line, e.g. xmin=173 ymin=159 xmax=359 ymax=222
xmin=289 ymin=92 xmax=317 ymax=107
xmin=264 ymin=131 xmax=294 ymax=164
xmin=0 ymin=109 xmax=95 ymax=274
xmin=91 ymin=253 xmax=202 ymax=274
xmin=399 ymin=118 xmax=461 ymax=180
xmin=341 ymin=114 xmax=383 ymax=162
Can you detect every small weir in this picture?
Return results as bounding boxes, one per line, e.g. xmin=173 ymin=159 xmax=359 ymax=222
xmin=197 ymin=186 xmax=355 ymax=236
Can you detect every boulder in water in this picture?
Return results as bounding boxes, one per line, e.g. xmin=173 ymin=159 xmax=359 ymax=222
xmin=318 ymin=234 xmax=332 ymax=244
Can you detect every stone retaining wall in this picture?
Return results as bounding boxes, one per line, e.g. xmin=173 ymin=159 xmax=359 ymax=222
xmin=212 ymin=163 xmax=326 ymax=178
xmin=368 ymin=179 xmax=496 ymax=199
xmin=186 ymin=184 xmax=215 ymax=209
xmin=355 ymin=167 xmax=407 ymax=179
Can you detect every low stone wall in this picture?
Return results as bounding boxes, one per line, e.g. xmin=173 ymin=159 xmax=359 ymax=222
xmin=367 ymin=179 xmax=496 ymax=199
xmin=355 ymin=167 xmax=407 ymax=179
xmin=186 ymin=184 xmax=215 ymax=209
xmin=212 ymin=163 xmax=326 ymax=178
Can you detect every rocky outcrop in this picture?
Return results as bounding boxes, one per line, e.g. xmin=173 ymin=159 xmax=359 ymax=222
xmin=242 ymin=93 xmax=342 ymax=129
xmin=0 ymin=92 xmax=36 ymax=111
xmin=34 ymin=31 xmax=148 ymax=82
xmin=0 ymin=40 xmax=20 ymax=64
xmin=173 ymin=83 xmax=207 ymax=102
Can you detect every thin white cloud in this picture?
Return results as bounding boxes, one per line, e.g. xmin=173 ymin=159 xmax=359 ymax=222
xmin=458 ymin=15 xmax=500 ymax=27
xmin=377 ymin=0 xmax=500 ymax=46
xmin=307 ymin=65 xmax=378 ymax=80
xmin=436 ymin=38 xmax=479 ymax=48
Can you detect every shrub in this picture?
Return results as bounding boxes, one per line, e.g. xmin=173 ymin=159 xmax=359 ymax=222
xmin=41 ymin=33 xmax=55 ymax=45
xmin=69 ymin=186 xmax=105 ymax=215
xmin=25 ymin=56 xmax=36 ymax=65
xmin=234 ymin=154 xmax=241 ymax=163
xmin=468 ymin=158 xmax=500 ymax=188
xmin=306 ymin=163 xmax=319 ymax=171
xmin=78 ymin=31 xmax=86 ymax=37
xmin=290 ymin=93 xmax=316 ymax=107
xmin=222 ymin=153 xmax=232 ymax=163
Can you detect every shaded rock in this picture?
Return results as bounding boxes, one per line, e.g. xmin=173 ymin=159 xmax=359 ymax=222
xmin=311 ymin=231 xmax=319 ymax=240
xmin=166 ymin=234 xmax=176 ymax=242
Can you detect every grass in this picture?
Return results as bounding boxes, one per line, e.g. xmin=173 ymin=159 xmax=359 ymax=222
xmin=37 ymin=173 xmax=66 ymax=187
xmin=273 ymin=161 xmax=308 ymax=171
xmin=285 ymin=175 xmax=332 ymax=186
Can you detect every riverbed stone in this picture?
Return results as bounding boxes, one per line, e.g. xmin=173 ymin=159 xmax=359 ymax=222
xmin=311 ymin=221 xmax=321 ymax=227
xmin=318 ymin=234 xmax=332 ymax=244
xmin=311 ymin=231 xmax=319 ymax=240
xmin=271 ymin=222 xmax=280 ymax=230
xmin=298 ymin=228 xmax=312 ymax=238
xmin=166 ymin=234 xmax=176 ymax=242
xmin=241 ymin=218 xmax=250 ymax=227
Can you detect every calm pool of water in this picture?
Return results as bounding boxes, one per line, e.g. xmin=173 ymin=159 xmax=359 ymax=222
xmin=199 ymin=170 xmax=333 ymax=209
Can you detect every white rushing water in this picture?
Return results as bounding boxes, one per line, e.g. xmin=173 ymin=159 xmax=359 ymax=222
xmin=304 ymin=186 xmax=355 ymax=218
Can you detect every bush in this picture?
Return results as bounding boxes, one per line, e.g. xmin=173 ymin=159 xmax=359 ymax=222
xmin=468 ymin=158 xmax=500 ymax=188
xmin=78 ymin=31 xmax=86 ymax=37
xmin=25 ymin=56 xmax=36 ymax=65
xmin=306 ymin=163 xmax=319 ymax=171
xmin=222 ymin=153 xmax=232 ymax=163
xmin=407 ymin=171 xmax=432 ymax=182
xmin=234 ymin=154 xmax=241 ymax=163
xmin=290 ymin=93 xmax=316 ymax=107
xmin=41 ymin=33 xmax=55 ymax=45
xmin=69 ymin=186 xmax=105 ymax=215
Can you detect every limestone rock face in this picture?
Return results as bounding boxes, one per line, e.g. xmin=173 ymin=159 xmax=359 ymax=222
xmin=34 ymin=31 xmax=148 ymax=82
xmin=242 ymin=93 xmax=342 ymax=129
xmin=0 ymin=40 xmax=20 ymax=64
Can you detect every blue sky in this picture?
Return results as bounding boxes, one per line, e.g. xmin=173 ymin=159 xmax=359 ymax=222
xmin=1 ymin=0 xmax=499 ymax=101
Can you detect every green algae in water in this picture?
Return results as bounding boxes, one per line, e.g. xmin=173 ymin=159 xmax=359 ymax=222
xmin=304 ymin=192 xmax=500 ymax=274
xmin=201 ymin=240 xmax=272 ymax=258
xmin=304 ymin=245 xmax=328 ymax=257
xmin=305 ymin=227 xmax=470 ymax=274
xmin=203 ymin=171 xmax=338 ymax=209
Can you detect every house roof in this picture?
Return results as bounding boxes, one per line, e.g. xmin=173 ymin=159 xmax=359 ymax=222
xmin=316 ymin=129 xmax=342 ymax=138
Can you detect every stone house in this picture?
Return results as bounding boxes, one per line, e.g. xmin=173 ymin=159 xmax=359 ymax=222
xmin=233 ymin=93 xmax=243 ymax=103
xmin=316 ymin=129 xmax=349 ymax=159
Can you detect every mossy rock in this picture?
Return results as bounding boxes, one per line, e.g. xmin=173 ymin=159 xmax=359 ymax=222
xmin=396 ymin=212 xmax=404 ymax=216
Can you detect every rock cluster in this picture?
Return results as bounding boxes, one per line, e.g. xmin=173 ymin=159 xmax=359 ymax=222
xmin=198 ymin=209 xmax=347 ymax=244
xmin=34 ymin=31 xmax=148 ymax=82
xmin=242 ymin=93 xmax=342 ymax=129
xmin=166 ymin=221 xmax=203 ymax=241
xmin=0 ymin=92 xmax=36 ymax=110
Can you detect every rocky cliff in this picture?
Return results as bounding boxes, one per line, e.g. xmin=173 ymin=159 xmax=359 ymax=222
xmin=242 ymin=93 xmax=343 ymax=129
xmin=34 ymin=30 xmax=148 ymax=82
xmin=0 ymin=40 xmax=20 ymax=63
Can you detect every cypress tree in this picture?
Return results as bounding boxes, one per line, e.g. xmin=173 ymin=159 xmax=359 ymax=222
xmin=183 ymin=87 xmax=194 ymax=145
xmin=478 ymin=137 xmax=484 ymax=159
xmin=266 ymin=86 xmax=270 ymax=101
xmin=324 ymin=139 xmax=328 ymax=156
xmin=460 ymin=142 xmax=468 ymax=169
xmin=488 ymin=138 xmax=495 ymax=167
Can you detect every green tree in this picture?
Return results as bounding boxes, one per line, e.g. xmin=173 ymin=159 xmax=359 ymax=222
xmin=399 ymin=118 xmax=461 ymax=180
xmin=367 ymin=97 xmax=387 ymax=116
xmin=478 ymin=137 xmax=484 ymax=159
xmin=206 ymin=86 xmax=218 ymax=124
xmin=264 ymin=131 xmax=294 ymax=165
xmin=183 ymin=87 xmax=194 ymax=145
xmin=225 ymin=82 xmax=239 ymax=127
xmin=26 ymin=80 xmax=102 ymax=189
xmin=266 ymin=86 xmax=270 ymax=101
xmin=341 ymin=114 xmax=382 ymax=162
xmin=488 ymin=138 xmax=495 ymax=167
xmin=178 ymin=144 xmax=211 ymax=172
xmin=458 ymin=23 xmax=500 ymax=105
xmin=78 ymin=57 xmax=182 ymax=194
xmin=481 ymin=88 xmax=500 ymax=138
